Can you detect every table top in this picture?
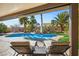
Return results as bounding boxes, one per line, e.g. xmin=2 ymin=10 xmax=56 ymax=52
xmin=33 ymin=46 xmax=48 ymax=54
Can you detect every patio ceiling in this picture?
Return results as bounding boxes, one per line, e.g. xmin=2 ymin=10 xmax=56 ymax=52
xmin=0 ymin=3 xmax=45 ymax=20
xmin=0 ymin=3 xmax=70 ymax=21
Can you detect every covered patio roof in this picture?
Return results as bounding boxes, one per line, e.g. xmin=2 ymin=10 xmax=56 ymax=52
xmin=0 ymin=3 xmax=69 ymax=21
xmin=0 ymin=3 xmax=45 ymax=20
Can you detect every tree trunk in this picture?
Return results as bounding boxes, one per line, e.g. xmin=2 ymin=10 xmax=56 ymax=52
xmin=60 ymin=24 xmax=64 ymax=32
xmin=31 ymin=24 xmax=34 ymax=32
xmin=24 ymin=24 xmax=26 ymax=33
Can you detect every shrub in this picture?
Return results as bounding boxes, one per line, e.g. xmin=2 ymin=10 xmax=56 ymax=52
xmin=0 ymin=23 xmax=8 ymax=33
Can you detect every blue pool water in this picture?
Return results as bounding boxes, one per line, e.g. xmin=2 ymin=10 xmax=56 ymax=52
xmin=6 ymin=33 xmax=57 ymax=41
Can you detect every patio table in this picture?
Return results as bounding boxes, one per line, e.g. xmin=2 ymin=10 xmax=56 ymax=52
xmin=32 ymin=41 xmax=48 ymax=56
xmin=32 ymin=46 xmax=48 ymax=56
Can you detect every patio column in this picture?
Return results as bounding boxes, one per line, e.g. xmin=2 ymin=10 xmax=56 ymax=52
xmin=40 ymin=14 xmax=43 ymax=33
xmin=70 ymin=3 xmax=78 ymax=56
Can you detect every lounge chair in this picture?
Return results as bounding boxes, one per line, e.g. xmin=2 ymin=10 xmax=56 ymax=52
xmin=10 ymin=42 xmax=32 ymax=56
xmin=48 ymin=42 xmax=70 ymax=56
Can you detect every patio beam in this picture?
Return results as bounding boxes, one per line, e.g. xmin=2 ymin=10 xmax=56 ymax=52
xmin=70 ymin=3 xmax=78 ymax=56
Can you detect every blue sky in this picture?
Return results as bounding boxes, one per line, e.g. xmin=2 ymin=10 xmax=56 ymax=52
xmin=0 ymin=9 xmax=69 ymax=27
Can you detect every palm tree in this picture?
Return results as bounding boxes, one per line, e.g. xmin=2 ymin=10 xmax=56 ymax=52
xmin=51 ymin=20 xmax=57 ymax=26
xmin=54 ymin=11 xmax=69 ymax=32
xmin=51 ymin=20 xmax=57 ymax=32
xmin=19 ymin=16 xmax=29 ymax=32
xmin=30 ymin=15 xmax=37 ymax=32
xmin=30 ymin=16 xmax=37 ymax=24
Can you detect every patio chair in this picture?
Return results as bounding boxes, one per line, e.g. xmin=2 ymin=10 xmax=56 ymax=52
xmin=48 ymin=42 xmax=70 ymax=56
xmin=10 ymin=42 xmax=32 ymax=56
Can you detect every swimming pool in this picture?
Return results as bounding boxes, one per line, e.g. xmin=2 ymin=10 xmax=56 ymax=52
xmin=6 ymin=33 xmax=57 ymax=41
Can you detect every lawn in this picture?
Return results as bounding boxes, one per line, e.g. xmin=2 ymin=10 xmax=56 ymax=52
xmin=58 ymin=34 xmax=69 ymax=42
xmin=50 ymin=32 xmax=69 ymax=42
